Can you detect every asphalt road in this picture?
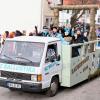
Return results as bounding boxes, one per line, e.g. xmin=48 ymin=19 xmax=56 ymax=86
xmin=0 ymin=77 xmax=100 ymax=100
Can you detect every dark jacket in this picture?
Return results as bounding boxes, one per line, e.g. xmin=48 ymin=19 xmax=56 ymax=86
xmin=76 ymin=34 xmax=84 ymax=43
xmin=83 ymin=36 xmax=88 ymax=42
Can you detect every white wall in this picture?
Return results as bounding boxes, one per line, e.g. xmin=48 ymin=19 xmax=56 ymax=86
xmin=0 ymin=0 xmax=42 ymax=33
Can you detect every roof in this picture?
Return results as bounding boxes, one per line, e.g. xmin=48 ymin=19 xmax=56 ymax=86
xmin=6 ymin=36 xmax=60 ymax=43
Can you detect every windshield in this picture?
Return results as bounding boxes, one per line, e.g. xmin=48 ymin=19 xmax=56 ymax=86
xmin=0 ymin=41 xmax=45 ymax=67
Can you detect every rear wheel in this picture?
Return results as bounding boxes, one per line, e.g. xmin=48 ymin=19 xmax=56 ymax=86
xmin=46 ymin=77 xmax=59 ymax=97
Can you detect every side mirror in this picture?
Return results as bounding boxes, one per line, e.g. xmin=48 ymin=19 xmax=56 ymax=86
xmin=57 ymin=55 xmax=60 ymax=61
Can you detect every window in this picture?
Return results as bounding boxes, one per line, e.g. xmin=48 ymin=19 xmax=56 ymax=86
xmin=0 ymin=41 xmax=45 ymax=66
xmin=45 ymin=44 xmax=57 ymax=63
xmin=67 ymin=10 xmax=69 ymax=14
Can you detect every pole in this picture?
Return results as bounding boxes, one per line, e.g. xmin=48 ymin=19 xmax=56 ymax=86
xmin=89 ymin=8 xmax=97 ymax=52
xmin=89 ymin=8 xmax=97 ymax=41
xmin=53 ymin=8 xmax=59 ymax=26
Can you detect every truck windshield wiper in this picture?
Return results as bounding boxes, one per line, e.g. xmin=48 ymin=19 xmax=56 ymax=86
xmin=2 ymin=54 xmax=13 ymax=60
xmin=15 ymin=56 xmax=33 ymax=63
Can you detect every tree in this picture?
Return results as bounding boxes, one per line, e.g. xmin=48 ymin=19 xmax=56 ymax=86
xmin=70 ymin=0 xmax=97 ymax=28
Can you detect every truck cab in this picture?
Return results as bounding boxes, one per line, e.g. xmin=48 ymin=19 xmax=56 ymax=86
xmin=0 ymin=36 xmax=62 ymax=96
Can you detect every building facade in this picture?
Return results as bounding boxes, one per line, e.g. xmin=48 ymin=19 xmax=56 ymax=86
xmin=42 ymin=0 xmax=64 ymax=28
xmin=42 ymin=0 xmax=55 ymax=28
xmin=63 ymin=0 xmax=100 ymax=5
xmin=42 ymin=0 xmax=100 ymax=27
xmin=59 ymin=0 xmax=100 ymax=26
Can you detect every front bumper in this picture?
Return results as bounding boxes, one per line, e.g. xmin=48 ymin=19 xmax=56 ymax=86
xmin=0 ymin=78 xmax=42 ymax=92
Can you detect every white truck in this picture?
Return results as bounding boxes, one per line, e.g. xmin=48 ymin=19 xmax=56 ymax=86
xmin=0 ymin=36 xmax=100 ymax=97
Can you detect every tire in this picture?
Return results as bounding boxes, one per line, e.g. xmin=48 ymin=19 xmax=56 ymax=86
xmin=46 ymin=77 xmax=59 ymax=97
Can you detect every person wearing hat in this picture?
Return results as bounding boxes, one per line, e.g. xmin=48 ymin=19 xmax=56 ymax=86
xmin=42 ymin=26 xmax=49 ymax=37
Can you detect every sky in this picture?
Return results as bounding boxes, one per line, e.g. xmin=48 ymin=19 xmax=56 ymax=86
xmin=0 ymin=0 xmax=42 ymax=33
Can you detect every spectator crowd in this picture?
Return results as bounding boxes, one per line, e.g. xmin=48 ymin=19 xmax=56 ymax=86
xmin=1 ymin=23 xmax=90 ymax=45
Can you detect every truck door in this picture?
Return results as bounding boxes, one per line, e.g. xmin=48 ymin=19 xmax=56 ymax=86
xmin=43 ymin=42 xmax=62 ymax=88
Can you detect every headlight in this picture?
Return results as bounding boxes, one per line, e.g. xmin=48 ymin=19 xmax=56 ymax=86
xmin=31 ymin=75 xmax=37 ymax=82
xmin=31 ymin=74 xmax=42 ymax=82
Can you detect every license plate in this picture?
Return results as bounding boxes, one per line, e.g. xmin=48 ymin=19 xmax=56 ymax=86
xmin=7 ymin=83 xmax=21 ymax=89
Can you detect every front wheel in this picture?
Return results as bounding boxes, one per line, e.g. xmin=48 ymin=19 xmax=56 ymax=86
xmin=46 ymin=77 xmax=59 ymax=97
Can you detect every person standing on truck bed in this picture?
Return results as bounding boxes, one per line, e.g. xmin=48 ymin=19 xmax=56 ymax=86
xmin=9 ymin=32 xmax=15 ymax=38
xmin=83 ymin=31 xmax=88 ymax=42
xmin=41 ymin=26 xmax=49 ymax=37
xmin=75 ymin=30 xmax=88 ymax=43
xmin=1 ymin=31 xmax=10 ymax=45
xmin=75 ymin=30 xmax=84 ymax=43
xmin=49 ymin=27 xmax=58 ymax=37
xmin=58 ymin=27 xmax=65 ymax=38
xmin=53 ymin=27 xmax=70 ymax=45
xmin=15 ymin=30 xmax=23 ymax=36
xmin=64 ymin=24 xmax=71 ymax=36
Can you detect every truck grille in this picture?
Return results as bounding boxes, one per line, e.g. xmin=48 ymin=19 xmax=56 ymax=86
xmin=1 ymin=71 xmax=31 ymax=80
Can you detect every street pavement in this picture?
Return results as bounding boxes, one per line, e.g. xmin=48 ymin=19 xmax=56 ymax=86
xmin=0 ymin=77 xmax=100 ymax=100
